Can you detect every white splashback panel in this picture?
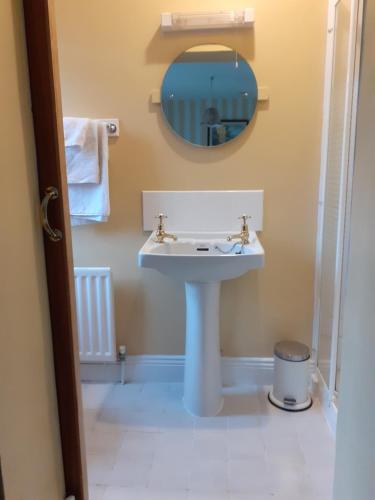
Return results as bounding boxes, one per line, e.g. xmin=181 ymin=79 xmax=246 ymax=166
xmin=142 ymin=190 xmax=263 ymax=232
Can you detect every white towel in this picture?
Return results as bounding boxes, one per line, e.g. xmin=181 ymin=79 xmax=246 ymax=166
xmin=68 ymin=122 xmax=110 ymax=226
xmin=63 ymin=117 xmax=100 ymax=184
xmin=63 ymin=117 xmax=89 ymax=147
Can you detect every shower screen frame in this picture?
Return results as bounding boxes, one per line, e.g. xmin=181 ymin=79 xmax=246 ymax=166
xmin=312 ymin=0 xmax=363 ymax=416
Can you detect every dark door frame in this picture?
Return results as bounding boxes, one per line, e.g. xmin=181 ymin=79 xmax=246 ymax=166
xmin=22 ymin=1 xmax=86 ymax=499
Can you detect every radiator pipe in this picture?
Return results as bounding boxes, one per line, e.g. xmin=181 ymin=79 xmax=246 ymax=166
xmin=119 ymin=345 xmax=127 ymax=384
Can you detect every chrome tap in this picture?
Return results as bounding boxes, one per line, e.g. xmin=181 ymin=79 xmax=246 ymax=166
xmin=227 ymin=215 xmax=251 ymax=245
xmin=154 ymin=213 xmax=177 ymax=243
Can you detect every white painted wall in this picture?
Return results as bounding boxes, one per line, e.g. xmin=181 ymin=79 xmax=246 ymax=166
xmin=334 ymin=3 xmax=375 ymax=498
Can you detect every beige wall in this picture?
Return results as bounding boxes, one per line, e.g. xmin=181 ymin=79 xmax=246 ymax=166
xmin=55 ymin=0 xmax=327 ymax=356
xmin=0 ymin=1 xmax=64 ymax=498
xmin=334 ymin=2 xmax=375 ymax=498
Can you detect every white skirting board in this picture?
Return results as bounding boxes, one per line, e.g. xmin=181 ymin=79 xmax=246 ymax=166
xmin=312 ymin=367 xmax=338 ymax=437
xmin=80 ymin=355 xmax=316 ymax=387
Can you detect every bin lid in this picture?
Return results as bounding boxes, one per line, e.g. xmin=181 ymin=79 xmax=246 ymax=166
xmin=274 ymin=341 xmax=310 ymax=362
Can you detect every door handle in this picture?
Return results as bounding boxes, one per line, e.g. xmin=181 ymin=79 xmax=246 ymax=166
xmin=41 ymin=186 xmax=63 ymax=242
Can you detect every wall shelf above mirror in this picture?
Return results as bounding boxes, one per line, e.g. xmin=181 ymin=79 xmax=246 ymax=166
xmin=159 ymin=44 xmax=260 ymax=148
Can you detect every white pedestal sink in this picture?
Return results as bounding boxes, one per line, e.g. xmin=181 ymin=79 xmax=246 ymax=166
xmin=138 ymin=232 xmax=264 ymax=417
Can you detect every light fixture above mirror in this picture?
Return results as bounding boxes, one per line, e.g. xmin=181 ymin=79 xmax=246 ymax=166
xmin=161 ymin=8 xmax=255 ymax=31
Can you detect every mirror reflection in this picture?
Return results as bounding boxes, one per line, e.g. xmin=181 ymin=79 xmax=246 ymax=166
xmin=161 ymin=44 xmax=258 ymax=147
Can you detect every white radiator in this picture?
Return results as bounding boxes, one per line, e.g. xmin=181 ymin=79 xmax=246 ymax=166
xmin=74 ymin=267 xmax=116 ymax=362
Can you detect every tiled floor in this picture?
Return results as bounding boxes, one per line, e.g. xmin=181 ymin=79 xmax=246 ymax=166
xmin=82 ymin=383 xmax=335 ymax=500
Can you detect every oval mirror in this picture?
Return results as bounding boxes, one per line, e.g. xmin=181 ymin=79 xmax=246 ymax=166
xmin=161 ymin=44 xmax=258 ymax=148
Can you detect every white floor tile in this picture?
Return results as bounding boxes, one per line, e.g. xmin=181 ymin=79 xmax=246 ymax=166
xmin=222 ymin=385 xmax=262 ymax=416
xmin=104 ymin=384 xmax=144 ymax=411
xmin=89 ymin=484 xmax=107 ymax=500
xmin=87 ymin=451 xmax=116 ymax=486
xmin=188 ymin=491 xmax=230 ymax=500
xmin=268 ymin=495 xmax=323 ymax=500
xmin=193 ymin=415 xmax=228 ymax=433
xmin=133 ymin=383 xmax=174 ymax=413
xmin=189 ymin=459 xmax=228 ymax=492
xmin=193 ymin=431 xmax=228 ymax=460
xmin=295 ymin=411 xmax=334 ymax=440
xmin=157 ymin=407 xmax=195 ymax=431
xmin=84 ymin=409 xmax=100 ymax=432
xmin=299 ymin=434 xmax=335 ymax=469
xmin=228 ymin=457 xmax=276 ymax=495
xmin=266 ymin=459 xmax=314 ymax=498
xmin=168 ymin=382 xmax=184 ymax=398
xmin=109 ymin=458 xmax=152 ymax=488
xmin=259 ymin=414 xmax=299 ymax=440
xmin=226 ymin=414 xmax=261 ymax=431
xmin=148 ymin=456 xmax=191 ymax=491
xmin=83 ymin=384 xmax=114 ymax=410
xmin=307 ymin=462 xmax=335 ymax=498
xmin=86 ymin=428 xmax=125 ymax=455
xmin=263 ymin=434 xmax=305 ymax=465
xmin=82 ymin=382 xmax=335 ymax=499
xmin=226 ymin=428 xmax=265 ymax=460
xmin=229 ymin=494 xmax=274 ymax=500
xmin=154 ymin=429 xmax=195 ymax=460
xmin=116 ymin=431 xmax=158 ymax=463
xmin=103 ymin=487 xmax=187 ymax=500
xmin=273 ymin=495 xmax=332 ymax=500
xmin=96 ymin=408 xmax=162 ymax=433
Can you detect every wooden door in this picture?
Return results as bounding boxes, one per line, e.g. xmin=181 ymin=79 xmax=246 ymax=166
xmin=22 ymin=1 xmax=86 ymax=499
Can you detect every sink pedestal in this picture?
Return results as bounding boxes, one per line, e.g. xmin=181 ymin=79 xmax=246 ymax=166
xmin=139 ymin=230 xmax=265 ymax=417
xmin=184 ymin=281 xmax=223 ymax=417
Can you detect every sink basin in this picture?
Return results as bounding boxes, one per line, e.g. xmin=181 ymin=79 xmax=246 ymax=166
xmin=138 ymin=231 xmax=264 ymax=282
xmin=138 ymin=231 xmax=265 ymax=417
